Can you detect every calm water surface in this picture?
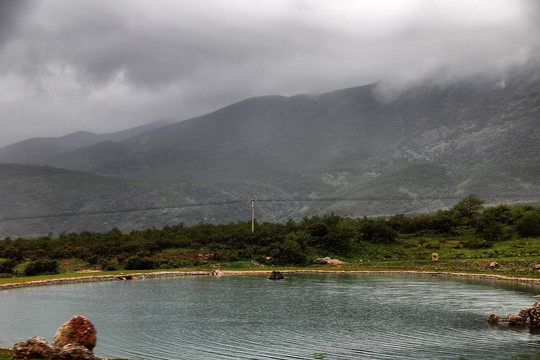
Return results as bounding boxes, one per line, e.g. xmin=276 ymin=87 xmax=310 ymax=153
xmin=2 ymin=274 xmax=540 ymax=359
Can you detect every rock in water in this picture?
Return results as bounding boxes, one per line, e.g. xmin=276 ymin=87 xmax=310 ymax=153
xmin=13 ymin=336 xmax=57 ymax=359
xmin=268 ymin=271 xmax=284 ymax=280
xmin=489 ymin=296 xmax=540 ymax=328
xmin=487 ymin=313 xmax=499 ymax=325
xmin=52 ymin=316 xmax=97 ymax=352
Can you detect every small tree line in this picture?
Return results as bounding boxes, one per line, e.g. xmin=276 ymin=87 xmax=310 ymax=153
xmin=0 ymin=195 xmax=539 ymax=276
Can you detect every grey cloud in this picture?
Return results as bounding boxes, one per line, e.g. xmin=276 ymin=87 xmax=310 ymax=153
xmin=1 ymin=0 xmax=540 ymax=147
xmin=0 ymin=0 xmax=32 ymax=46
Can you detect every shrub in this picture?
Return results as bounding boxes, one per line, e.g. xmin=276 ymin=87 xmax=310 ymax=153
xmin=85 ymin=255 xmax=99 ymax=265
xmin=515 ymin=211 xmax=540 ymax=238
xmin=320 ymin=224 xmax=357 ymax=254
xmin=430 ymin=214 xmax=455 ymax=234
xmin=123 ymin=255 xmax=157 ymax=270
xmin=100 ymin=259 xmax=119 ymax=271
xmin=360 ymin=220 xmax=397 ymax=243
xmin=266 ymin=244 xmax=307 ymax=265
xmin=24 ymin=259 xmax=59 ymax=276
xmin=2 ymin=247 xmax=23 ymax=261
xmin=464 ymin=238 xmax=492 ymax=249
xmin=475 ymin=213 xmax=509 ymax=242
xmin=0 ymin=258 xmax=17 ymax=274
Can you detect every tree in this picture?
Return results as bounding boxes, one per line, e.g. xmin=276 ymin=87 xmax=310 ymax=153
xmin=360 ymin=219 xmax=397 ymax=243
xmin=451 ymin=194 xmax=485 ymax=225
xmin=321 ymin=222 xmax=358 ymax=254
xmin=515 ymin=210 xmax=540 ymax=238
xmin=475 ymin=213 xmax=509 ymax=242
xmin=123 ymin=252 xmax=157 ymax=270
xmin=24 ymin=259 xmax=59 ymax=276
xmin=0 ymin=258 xmax=17 ymax=274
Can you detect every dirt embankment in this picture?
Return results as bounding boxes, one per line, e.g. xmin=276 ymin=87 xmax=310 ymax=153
xmin=3 ymin=269 xmax=540 ymax=290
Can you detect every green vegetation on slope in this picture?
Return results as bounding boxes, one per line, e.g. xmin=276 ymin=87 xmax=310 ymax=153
xmin=1 ymin=196 xmax=539 ymax=280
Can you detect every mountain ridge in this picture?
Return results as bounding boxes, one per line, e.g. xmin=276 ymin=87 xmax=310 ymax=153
xmin=0 ymin=118 xmax=175 ymax=165
xmin=0 ymin=71 xmax=539 ymax=237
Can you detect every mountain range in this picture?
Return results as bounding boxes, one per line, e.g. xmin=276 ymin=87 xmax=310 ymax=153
xmin=1 ymin=69 xmax=539 ymax=237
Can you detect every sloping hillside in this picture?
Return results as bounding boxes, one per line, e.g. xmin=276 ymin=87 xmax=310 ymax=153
xmin=9 ymin=71 xmax=536 ymax=185
xmin=0 ymin=119 xmax=174 ymax=165
xmin=0 ymin=164 xmax=267 ymax=238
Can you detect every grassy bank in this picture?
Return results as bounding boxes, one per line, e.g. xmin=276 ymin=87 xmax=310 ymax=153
xmin=3 ymin=258 xmax=540 ymax=289
xmin=4 ymin=227 xmax=540 ymax=287
xmin=1 ymin=199 xmax=540 ymax=285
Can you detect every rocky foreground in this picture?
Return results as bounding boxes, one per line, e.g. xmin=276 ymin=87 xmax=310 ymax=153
xmin=13 ymin=316 xmax=96 ymax=360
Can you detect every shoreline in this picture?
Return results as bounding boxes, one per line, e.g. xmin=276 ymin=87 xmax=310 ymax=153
xmin=3 ymin=269 xmax=540 ymax=290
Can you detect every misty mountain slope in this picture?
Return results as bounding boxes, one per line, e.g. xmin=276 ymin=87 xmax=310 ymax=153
xmin=309 ymin=163 xmax=540 ymax=217
xmin=0 ymin=131 xmax=104 ymax=164
xmin=0 ymin=119 xmax=174 ymax=165
xmin=0 ymin=163 xmax=280 ymax=238
xmin=390 ymin=73 xmax=540 ymax=167
xmin=12 ymin=71 xmax=538 ymax=185
xmin=37 ymin=83 xmax=408 ymax=181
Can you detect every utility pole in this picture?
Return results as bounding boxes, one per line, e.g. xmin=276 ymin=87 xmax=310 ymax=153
xmin=251 ymin=196 xmax=255 ymax=233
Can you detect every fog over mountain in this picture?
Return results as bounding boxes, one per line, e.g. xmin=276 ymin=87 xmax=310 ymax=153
xmin=1 ymin=0 xmax=540 ymax=147
xmin=4 ymin=68 xmax=538 ymax=180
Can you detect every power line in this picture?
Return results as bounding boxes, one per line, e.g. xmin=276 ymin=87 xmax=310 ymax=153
xmin=257 ymin=196 xmax=462 ymax=202
xmin=0 ymin=200 xmax=242 ymax=222
xmin=0 ymin=195 xmax=538 ymax=222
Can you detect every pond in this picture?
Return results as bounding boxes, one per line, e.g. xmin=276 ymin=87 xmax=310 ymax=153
xmin=1 ymin=273 xmax=540 ymax=359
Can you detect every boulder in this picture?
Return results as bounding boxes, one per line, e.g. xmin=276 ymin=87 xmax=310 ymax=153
xmin=432 ymin=253 xmax=439 ymax=262
xmin=52 ymin=316 xmax=97 ymax=352
xmin=314 ymin=257 xmax=344 ymax=265
xmin=114 ymin=274 xmax=137 ymax=280
xmin=268 ymin=271 xmax=284 ymax=280
xmin=490 ymin=262 xmax=500 ymax=270
xmin=486 ymin=313 xmax=499 ymax=325
xmin=490 ymin=297 xmax=540 ymax=328
xmin=508 ymin=314 xmax=526 ymax=326
xmin=57 ymin=344 xmax=94 ymax=360
xmin=13 ymin=336 xmax=57 ymax=359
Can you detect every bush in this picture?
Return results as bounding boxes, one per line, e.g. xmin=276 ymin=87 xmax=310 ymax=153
xmin=360 ymin=220 xmax=398 ymax=243
xmin=85 ymin=255 xmax=99 ymax=265
xmin=100 ymin=259 xmax=119 ymax=271
xmin=430 ymin=214 xmax=455 ymax=234
xmin=0 ymin=258 xmax=17 ymax=274
xmin=464 ymin=238 xmax=492 ymax=249
xmin=320 ymin=224 xmax=357 ymax=254
xmin=123 ymin=255 xmax=157 ymax=270
xmin=515 ymin=211 xmax=540 ymax=238
xmin=475 ymin=214 xmax=509 ymax=242
xmin=24 ymin=259 xmax=59 ymax=276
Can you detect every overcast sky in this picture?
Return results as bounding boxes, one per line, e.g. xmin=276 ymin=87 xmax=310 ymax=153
xmin=0 ymin=0 xmax=539 ymax=147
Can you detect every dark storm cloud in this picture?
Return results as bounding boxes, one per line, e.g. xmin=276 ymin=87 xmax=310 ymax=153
xmin=0 ymin=0 xmax=31 ymax=46
xmin=0 ymin=0 xmax=539 ymax=147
